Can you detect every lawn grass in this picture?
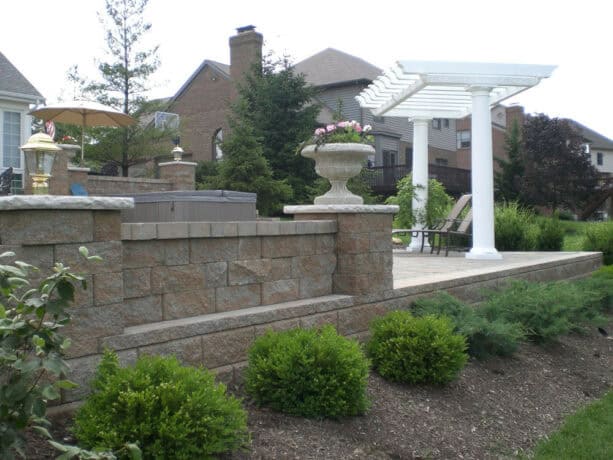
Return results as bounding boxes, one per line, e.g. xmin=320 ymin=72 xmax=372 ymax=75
xmin=532 ymin=391 xmax=613 ymax=460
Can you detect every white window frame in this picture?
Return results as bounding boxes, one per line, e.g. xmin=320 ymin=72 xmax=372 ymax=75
xmin=456 ymin=130 xmax=471 ymax=149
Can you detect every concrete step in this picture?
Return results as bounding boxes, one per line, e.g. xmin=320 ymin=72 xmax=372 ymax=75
xmin=103 ymin=294 xmax=354 ymax=351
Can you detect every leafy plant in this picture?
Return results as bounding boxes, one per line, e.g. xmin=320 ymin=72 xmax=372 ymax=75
xmin=386 ymin=174 xmax=453 ymax=229
xmin=582 ymin=221 xmax=613 ymax=265
xmin=0 ymin=248 xmax=100 ymax=458
xmin=494 ymin=201 xmax=538 ymax=251
xmin=536 ymin=216 xmax=565 ymax=251
xmin=481 ymin=280 xmax=606 ymax=343
xmin=245 ymin=326 xmax=370 ymax=418
xmin=412 ymin=292 xmax=524 ymax=359
xmin=74 ymin=351 xmax=248 ymax=459
xmin=367 ymin=311 xmax=467 ymax=385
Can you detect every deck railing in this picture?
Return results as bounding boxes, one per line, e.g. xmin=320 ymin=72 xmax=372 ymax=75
xmin=363 ymin=164 xmax=471 ymax=195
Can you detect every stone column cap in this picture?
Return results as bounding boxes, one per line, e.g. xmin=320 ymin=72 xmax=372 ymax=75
xmin=158 ymin=161 xmax=197 ymax=167
xmin=0 ymin=195 xmax=134 ymax=210
xmin=284 ymin=204 xmax=399 ymax=214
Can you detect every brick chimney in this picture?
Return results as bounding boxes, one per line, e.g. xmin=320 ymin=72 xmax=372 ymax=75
xmin=229 ymin=25 xmax=263 ymax=85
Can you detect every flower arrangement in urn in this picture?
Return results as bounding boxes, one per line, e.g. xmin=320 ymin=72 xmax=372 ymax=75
xmin=311 ymin=120 xmax=374 ymax=148
xmin=301 ymin=121 xmax=375 ymax=205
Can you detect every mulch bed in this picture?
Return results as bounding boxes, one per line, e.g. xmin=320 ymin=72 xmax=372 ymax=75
xmin=25 ymin=318 xmax=612 ymax=459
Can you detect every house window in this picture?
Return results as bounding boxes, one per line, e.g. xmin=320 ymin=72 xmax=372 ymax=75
xmin=213 ymin=129 xmax=223 ymax=160
xmin=443 ymin=118 xmax=449 ymax=128
xmin=405 ymin=147 xmax=413 ymax=166
xmin=432 ymin=118 xmax=441 ymax=130
xmin=2 ymin=111 xmax=21 ymax=169
xmin=456 ymin=130 xmax=471 ymax=149
xmin=435 ymin=158 xmax=449 ymax=166
xmin=596 ymin=152 xmax=603 ymax=166
xmin=373 ymin=116 xmax=385 ymax=124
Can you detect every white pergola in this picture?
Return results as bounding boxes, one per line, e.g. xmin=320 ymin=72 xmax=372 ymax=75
xmin=357 ymin=61 xmax=555 ymax=259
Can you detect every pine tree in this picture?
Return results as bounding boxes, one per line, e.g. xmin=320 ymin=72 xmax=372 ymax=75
xmin=495 ymin=118 xmax=524 ymax=203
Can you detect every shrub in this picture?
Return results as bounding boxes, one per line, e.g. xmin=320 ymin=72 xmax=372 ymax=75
xmin=583 ymin=221 xmax=613 ymax=265
xmin=245 ymin=326 xmax=370 ymax=418
xmin=482 ymin=280 xmax=606 ymax=343
xmin=494 ymin=202 xmax=537 ymax=250
xmin=386 ymin=174 xmax=453 ymax=229
xmin=575 ymin=266 xmax=613 ymax=313
xmin=367 ymin=311 xmax=467 ymax=385
xmin=412 ymin=293 xmax=524 ymax=359
xmin=74 ymin=351 xmax=248 ymax=459
xmin=0 ymin=248 xmax=99 ymax=457
xmin=536 ymin=217 xmax=565 ymax=251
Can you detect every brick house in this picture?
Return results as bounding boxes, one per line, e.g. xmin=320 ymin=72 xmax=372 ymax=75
xmin=165 ymin=26 xmax=263 ymax=163
xmin=0 ymin=51 xmax=44 ymax=192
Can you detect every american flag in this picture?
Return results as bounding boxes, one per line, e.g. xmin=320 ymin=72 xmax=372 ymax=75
xmin=45 ymin=120 xmax=55 ymax=140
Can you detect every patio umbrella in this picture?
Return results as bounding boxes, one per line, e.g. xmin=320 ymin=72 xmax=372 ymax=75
xmin=29 ymin=100 xmax=136 ymax=163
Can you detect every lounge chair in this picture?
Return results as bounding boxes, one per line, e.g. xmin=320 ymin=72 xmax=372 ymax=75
xmin=430 ymin=209 xmax=472 ymax=256
xmin=392 ymin=193 xmax=472 ymax=254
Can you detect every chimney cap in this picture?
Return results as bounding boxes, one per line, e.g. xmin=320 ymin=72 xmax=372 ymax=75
xmin=236 ymin=25 xmax=256 ymax=34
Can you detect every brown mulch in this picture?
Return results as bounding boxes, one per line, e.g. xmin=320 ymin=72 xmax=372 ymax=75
xmin=25 ymin=319 xmax=612 ymax=460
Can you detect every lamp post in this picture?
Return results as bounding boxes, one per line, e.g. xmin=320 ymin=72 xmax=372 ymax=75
xmin=172 ymin=145 xmax=184 ymax=162
xmin=21 ymin=132 xmax=61 ymax=195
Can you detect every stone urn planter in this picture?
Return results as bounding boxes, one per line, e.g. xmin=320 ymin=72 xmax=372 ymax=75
xmin=301 ymin=143 xmax=374 ymax=205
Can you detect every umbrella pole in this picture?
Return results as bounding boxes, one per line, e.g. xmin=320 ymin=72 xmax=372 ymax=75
xmin=80 ymin=113 xmax=85 ymax=165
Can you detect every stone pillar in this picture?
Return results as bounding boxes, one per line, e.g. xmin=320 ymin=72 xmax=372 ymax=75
xmin=159 ymin=161 xmax=197 ymax=191
xmin=284 ymin=204 xmax=398 ymax=296
xmin=408 ymin=117 xmax=431 ymax=251
xmin=467 ymin=87 xmax=502 ymax=260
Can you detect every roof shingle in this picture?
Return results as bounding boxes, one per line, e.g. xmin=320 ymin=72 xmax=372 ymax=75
xmin=0 ymin=51 xmax=43 ymax=100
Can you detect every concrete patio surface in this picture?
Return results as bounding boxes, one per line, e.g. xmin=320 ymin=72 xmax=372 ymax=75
xmin=393 ymin=251 xmax=602 ymax=290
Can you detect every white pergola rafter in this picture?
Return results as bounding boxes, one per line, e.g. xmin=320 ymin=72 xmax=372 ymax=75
xmin=356 ymin=60 xmax=556 ymax=259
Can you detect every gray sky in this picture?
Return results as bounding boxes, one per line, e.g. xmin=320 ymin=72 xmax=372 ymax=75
xmin=3 ymin=0 xmax=612 ymax=138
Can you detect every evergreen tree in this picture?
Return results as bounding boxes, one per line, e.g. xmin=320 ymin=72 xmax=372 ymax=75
xmin=235 ymin=55 xmax=320 ymax=203
xmin=521 ymin=114 xmax=599 ymax=212
xmin=210 ymin=101 xmax=292 ymax=216
xmin=495 ymin=118 xmax=524 ymax=202
xmin=84 ymin=0 xmax=162 ymax=176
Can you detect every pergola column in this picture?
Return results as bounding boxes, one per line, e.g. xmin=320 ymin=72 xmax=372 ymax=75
xmin=408 ymin=117 xmax=431 ymax=251
xmin=466 ymin=87 xmax=502 ymax=260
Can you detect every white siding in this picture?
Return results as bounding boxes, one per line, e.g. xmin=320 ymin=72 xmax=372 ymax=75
xmin=592 ymin=148 xmax=613 ymax=174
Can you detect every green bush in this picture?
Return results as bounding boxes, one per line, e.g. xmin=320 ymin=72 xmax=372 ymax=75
xmin=245 ymin=326 xmax=370 ymax=418
xmin=536 ymin=217 xmax=565 ymax=251
xmin=583 ymin=221 xmax=613 ymax=265
xmin=412 ymin=293 xmax=524 ymax=359
xmin=575 ymin=266 xmax=613 ymax=313
xmin=367 ymin=311 xmax=467 ymax=385
xmin=386 ymin=174 xmax=453 ymax=229
xmin=482 ymin=280 xmax=606 ymax=343
xmin=494 ymin=202 xmax=537 ymax=250
xmin=74 ymin=351 xmax=248 ymax=459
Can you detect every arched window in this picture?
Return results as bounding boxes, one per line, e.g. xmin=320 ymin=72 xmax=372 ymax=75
xmin=213 ymin=128 xmax=223 ymax=161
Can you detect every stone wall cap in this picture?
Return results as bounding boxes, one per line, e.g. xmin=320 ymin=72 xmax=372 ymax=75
xmin=284 ymin=204 xmax=399 ymax=214
xmin=67 ymin=167 xmax=91 ymax=172
xmin=158 ymin=161 xmax=198 ymax=167
xmin=0 ymin=195 xmax=135 ymax=210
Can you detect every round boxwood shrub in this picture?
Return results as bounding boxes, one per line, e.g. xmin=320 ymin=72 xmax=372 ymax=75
xmin=245 ymin=325 xmax=370 ymax=418
xmin=366 ymin=311 xmax=468 ymax=385
xmin=74 ymin=351 xmax=248 ymax=459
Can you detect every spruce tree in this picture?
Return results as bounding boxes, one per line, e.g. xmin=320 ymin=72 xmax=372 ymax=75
xmin=495 ymin=118 xmax=525 ymax=203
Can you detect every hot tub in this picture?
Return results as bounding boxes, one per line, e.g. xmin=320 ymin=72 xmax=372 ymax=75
xmin=117 ymin=190 xmax=257 ymax=223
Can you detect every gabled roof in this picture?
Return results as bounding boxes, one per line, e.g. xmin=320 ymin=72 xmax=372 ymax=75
xmin=168 ymin=59 xmax=230 ymax=107
xmin=0 ymin=51 xmax=43 ymax=101
xmin=566 ymin=119 xmax=613 ymax=150
xmin=294 ymin=48 xmax=382 ymax=88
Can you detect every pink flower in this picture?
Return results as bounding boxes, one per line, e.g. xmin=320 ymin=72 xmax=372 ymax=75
xmin=355 ymin=125 xmax=362 ymax=133
xmin=314 ymin=128 xmax=326 ymax=136
xmin=326 ymin=124 xmax=336 ymax=132
xmin=337 ymin=121 xmax=349 ymax=128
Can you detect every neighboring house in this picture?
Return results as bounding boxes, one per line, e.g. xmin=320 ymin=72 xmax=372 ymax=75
xmin=0 ymin=51 xmax=43 ymax=193
xmin=165 ymin=25 xmax=262 ymax=163
xmin=566 ymin=119 xmax=613 ymax=176
xmin=294 ymin=48 xmax=457 ymax=170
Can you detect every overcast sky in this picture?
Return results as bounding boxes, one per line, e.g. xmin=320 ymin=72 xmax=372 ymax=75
xmin=3 ymin=0 xmax=612 ymax=138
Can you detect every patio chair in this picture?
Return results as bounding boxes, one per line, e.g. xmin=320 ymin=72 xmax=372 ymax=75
xmin=392 ymin=193 xmax=472 ymax=253
xmin=0 ymin=167 xmax=13 ymax=195
xmin=430 ymin=209 xmax=473 ymax=256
